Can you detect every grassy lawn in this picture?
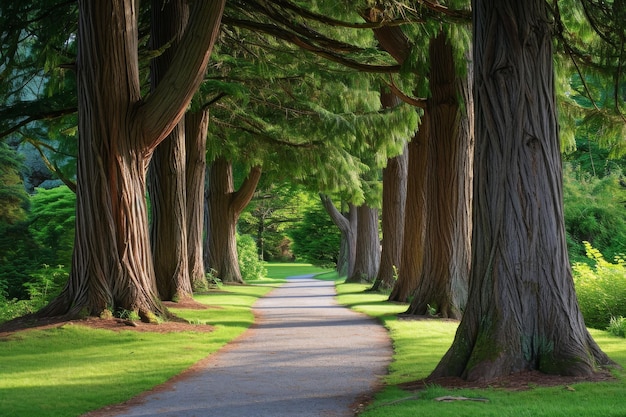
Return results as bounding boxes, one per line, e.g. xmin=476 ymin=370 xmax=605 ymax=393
xmin=0 ymin=263 xmax=328 ymax=417
xmin=334 ymin=278 xmax=626 ymax=417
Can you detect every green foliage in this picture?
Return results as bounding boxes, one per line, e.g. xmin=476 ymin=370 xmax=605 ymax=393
xmin=0 ymin=142 xmax=29 ymax=224
xmin=0 ymin=221 xmax=41 ymax=299
xmin=289 ymin=203 xmax=341 ymax=268
xmin=573 ymin=242 xmax=626 ymax=329
xmin=563 ymin=164 xmax=626 ymax=262
xmin=0 ymin=186 xmax=73 ymax=305
xmin=28 ymin=186 xmax=75 ymax=265
xmin=607 ymin=316 xmax=626 ymax=338
xmin=237 ymin=234 xmax=267 ymax=281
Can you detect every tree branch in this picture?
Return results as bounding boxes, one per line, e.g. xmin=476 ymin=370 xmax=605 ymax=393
xmin=232 ymin=166 xmax=262 ymax=215
xmin=222 ymin=17 xmax=401 ymax=73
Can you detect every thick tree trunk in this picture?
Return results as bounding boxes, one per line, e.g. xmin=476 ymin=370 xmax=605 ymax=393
xmin=389 ymin=120 xmax=429 ymax=302
xmin=148 ymin=0 xmax=192 ymax=302
xmin=431 ymin=0 xmax=613 ymax=381
xmin=185 ymin=110 xmax=209 ymax=290
xmin=39 ymin=0 xmax=225 ymax=319
xmin=347 ymin=204 xmax=380 ymax=283
xmin=406 ymin=33 xmax=473 ymax=319
xmin=372 ymin=91 xmax=408 ymax=292
xmin=206 ymin=158 xmax=261 ymax=284
xmin=320 ymin=195 xmax=356 ymax=278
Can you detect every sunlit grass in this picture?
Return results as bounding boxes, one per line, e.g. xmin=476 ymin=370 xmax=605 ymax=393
xmin=0 ymin=263 xmax=331 ymax=417
xmin=334 ymin=280 xmax=626 ymax=417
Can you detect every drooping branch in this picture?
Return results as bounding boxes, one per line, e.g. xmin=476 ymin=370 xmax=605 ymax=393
xmin=221 ymin=17 xmax=401 ymax=73
xmin=25 ymin=138 xmax=77 ymax=192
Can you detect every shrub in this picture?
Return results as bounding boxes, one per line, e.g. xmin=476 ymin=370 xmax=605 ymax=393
xmin=237 ymin=234 xmax=266 ymax=281
xmin=573 ymin=242 xmax=626 ymax=329
xmin=607 ymin=316 xmax=626 ymax=338
xmin=563 ymin=166 xmax=626 ymax=263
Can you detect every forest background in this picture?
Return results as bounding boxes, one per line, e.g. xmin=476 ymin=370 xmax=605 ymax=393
xmin=0 ymin=0 xmax=626 ymax=341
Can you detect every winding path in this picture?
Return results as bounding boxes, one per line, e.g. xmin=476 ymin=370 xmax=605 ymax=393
xmin=87 ymin=275 xmax=392 ymax=417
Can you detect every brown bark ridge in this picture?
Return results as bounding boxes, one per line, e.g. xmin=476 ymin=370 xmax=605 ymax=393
xmin=431 ymin=0 xmax=614 ymax=381
xmin=185 ymin=110 xmax=209 ymax=291
xmin=372 ymin=92 xmax=408 ymax=292
xmin=148 ymin=0 xmax=193 ymax=302
xmin=206 ymin=158 xmax=261 ymax=284
xmin=389 ymin=119 xmax=429 ymax=302
xmin=38 ymin=0 xmax=225 ymax=320
xmin=347 ymin=204 xmax=380 ymax=283
xmin=405 ymin=32 xmax=473 ymax=319
xmin=320 ymin=195 xmax=357 ymax=278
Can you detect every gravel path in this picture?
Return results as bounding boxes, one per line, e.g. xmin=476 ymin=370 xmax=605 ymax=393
xmin=87 ymin=275 xmax=392 ymax=417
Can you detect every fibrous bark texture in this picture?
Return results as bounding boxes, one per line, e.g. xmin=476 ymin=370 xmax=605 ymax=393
xmin=431 ymin=0 xmax=613 ymax=381
xmin=347 ymin=204 xmax=380 ymax=283
xmin=185 ymin=110 xmax=209 ymax=290
xmin=406 ymin=32 xmax=473 ymax=319
xmin=372 ymin=92 xmax=408 ymax=292
xmin=206 ymin=158 xmax=261 ymax=284
xmin=148 ymin=0 xmax=192 ymax=302
xmin=389 ymin=120 xmax=428 ymax=302
xmin=320 ymin=195 xmax=357 ymax=278
xmin=39 ymin=0 xmax=225 ymax=320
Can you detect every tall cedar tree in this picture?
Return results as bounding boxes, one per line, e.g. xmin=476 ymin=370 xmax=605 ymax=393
xmin=148 ymin=0 xmax=193 ymax=301
xmin=185 ymin=110 xmax=210 ymax=290
xmin=431 ymin=0 xmax=613 ymax=380
xmin=320 ymin=195 xmax=357 ymax=278
xmin=406 ymin=31 xmax=473 ymax=319
xmin=205 ymin=158 xmax=261 ymax=284
xmin=39 ymin=0 xmax=225 ymax=320
xmin=372 ymin=93 xmax=408 ymax=291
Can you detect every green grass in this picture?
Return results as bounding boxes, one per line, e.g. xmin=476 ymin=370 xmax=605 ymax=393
xmin=335 ymin=281 xmax=626 ymax=417
xmin=0 ymin=263 xmax=328 ymax=417
xmin=262 ymin=262 xmax=332 ymax=279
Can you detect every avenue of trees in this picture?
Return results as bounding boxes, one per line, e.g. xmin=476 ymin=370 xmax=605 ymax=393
xmin=1 ymin=0 xmax=626 ymax=383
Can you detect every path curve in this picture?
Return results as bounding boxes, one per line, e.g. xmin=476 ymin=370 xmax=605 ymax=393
xmin=87 ymin=275 xmax=392 ymax=417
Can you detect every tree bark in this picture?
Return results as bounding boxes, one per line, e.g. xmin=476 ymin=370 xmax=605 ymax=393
xmin=320 ymin=195 xmax=356 ymax=278
xmin=347 ymin=204 xmax=380 ymax=283
xmin=148 ymin=0 xmax=192 ymax=302
xmin=406 ymin=32 xmax=473 ymax=319
xmin=39 ymin=0 xmax=225 ymax=320
xmin=389 ymin=119 xmax=429 ymax=302
xmin=372 ymin=91 xmax=408 ymax=291
xmin=185 ymin=110 xmax=209 ymax=290
xmin=206 ymin=158 xmax=261 ymax=284
xmin=431 ymin=0 xmax=613 ymax=381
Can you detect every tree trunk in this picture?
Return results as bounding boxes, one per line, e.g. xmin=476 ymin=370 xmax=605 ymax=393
xmin=347 ymin=204 xmax=380 ymax=283
xmin=406 ymin=32 xmax=473 ymax=319
xmin=148 ymin=0 xmax=192 ymax=302
xmin=206 ymin=158 xmax=261 ymax=284
xmin=431 ymin=0 xmax=613 ymax=381
xmin=371 ymin=90 xmax=408 ymax=292
xmin=389 ymin=120 xmax=429 ymax=302
xmin=185 ymin=110 xmax=209 ymax=290
xmin=39 ymin=0 xmax=225 ymax=320
xmin=320 ymin=195 xmax=356 ymax=278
